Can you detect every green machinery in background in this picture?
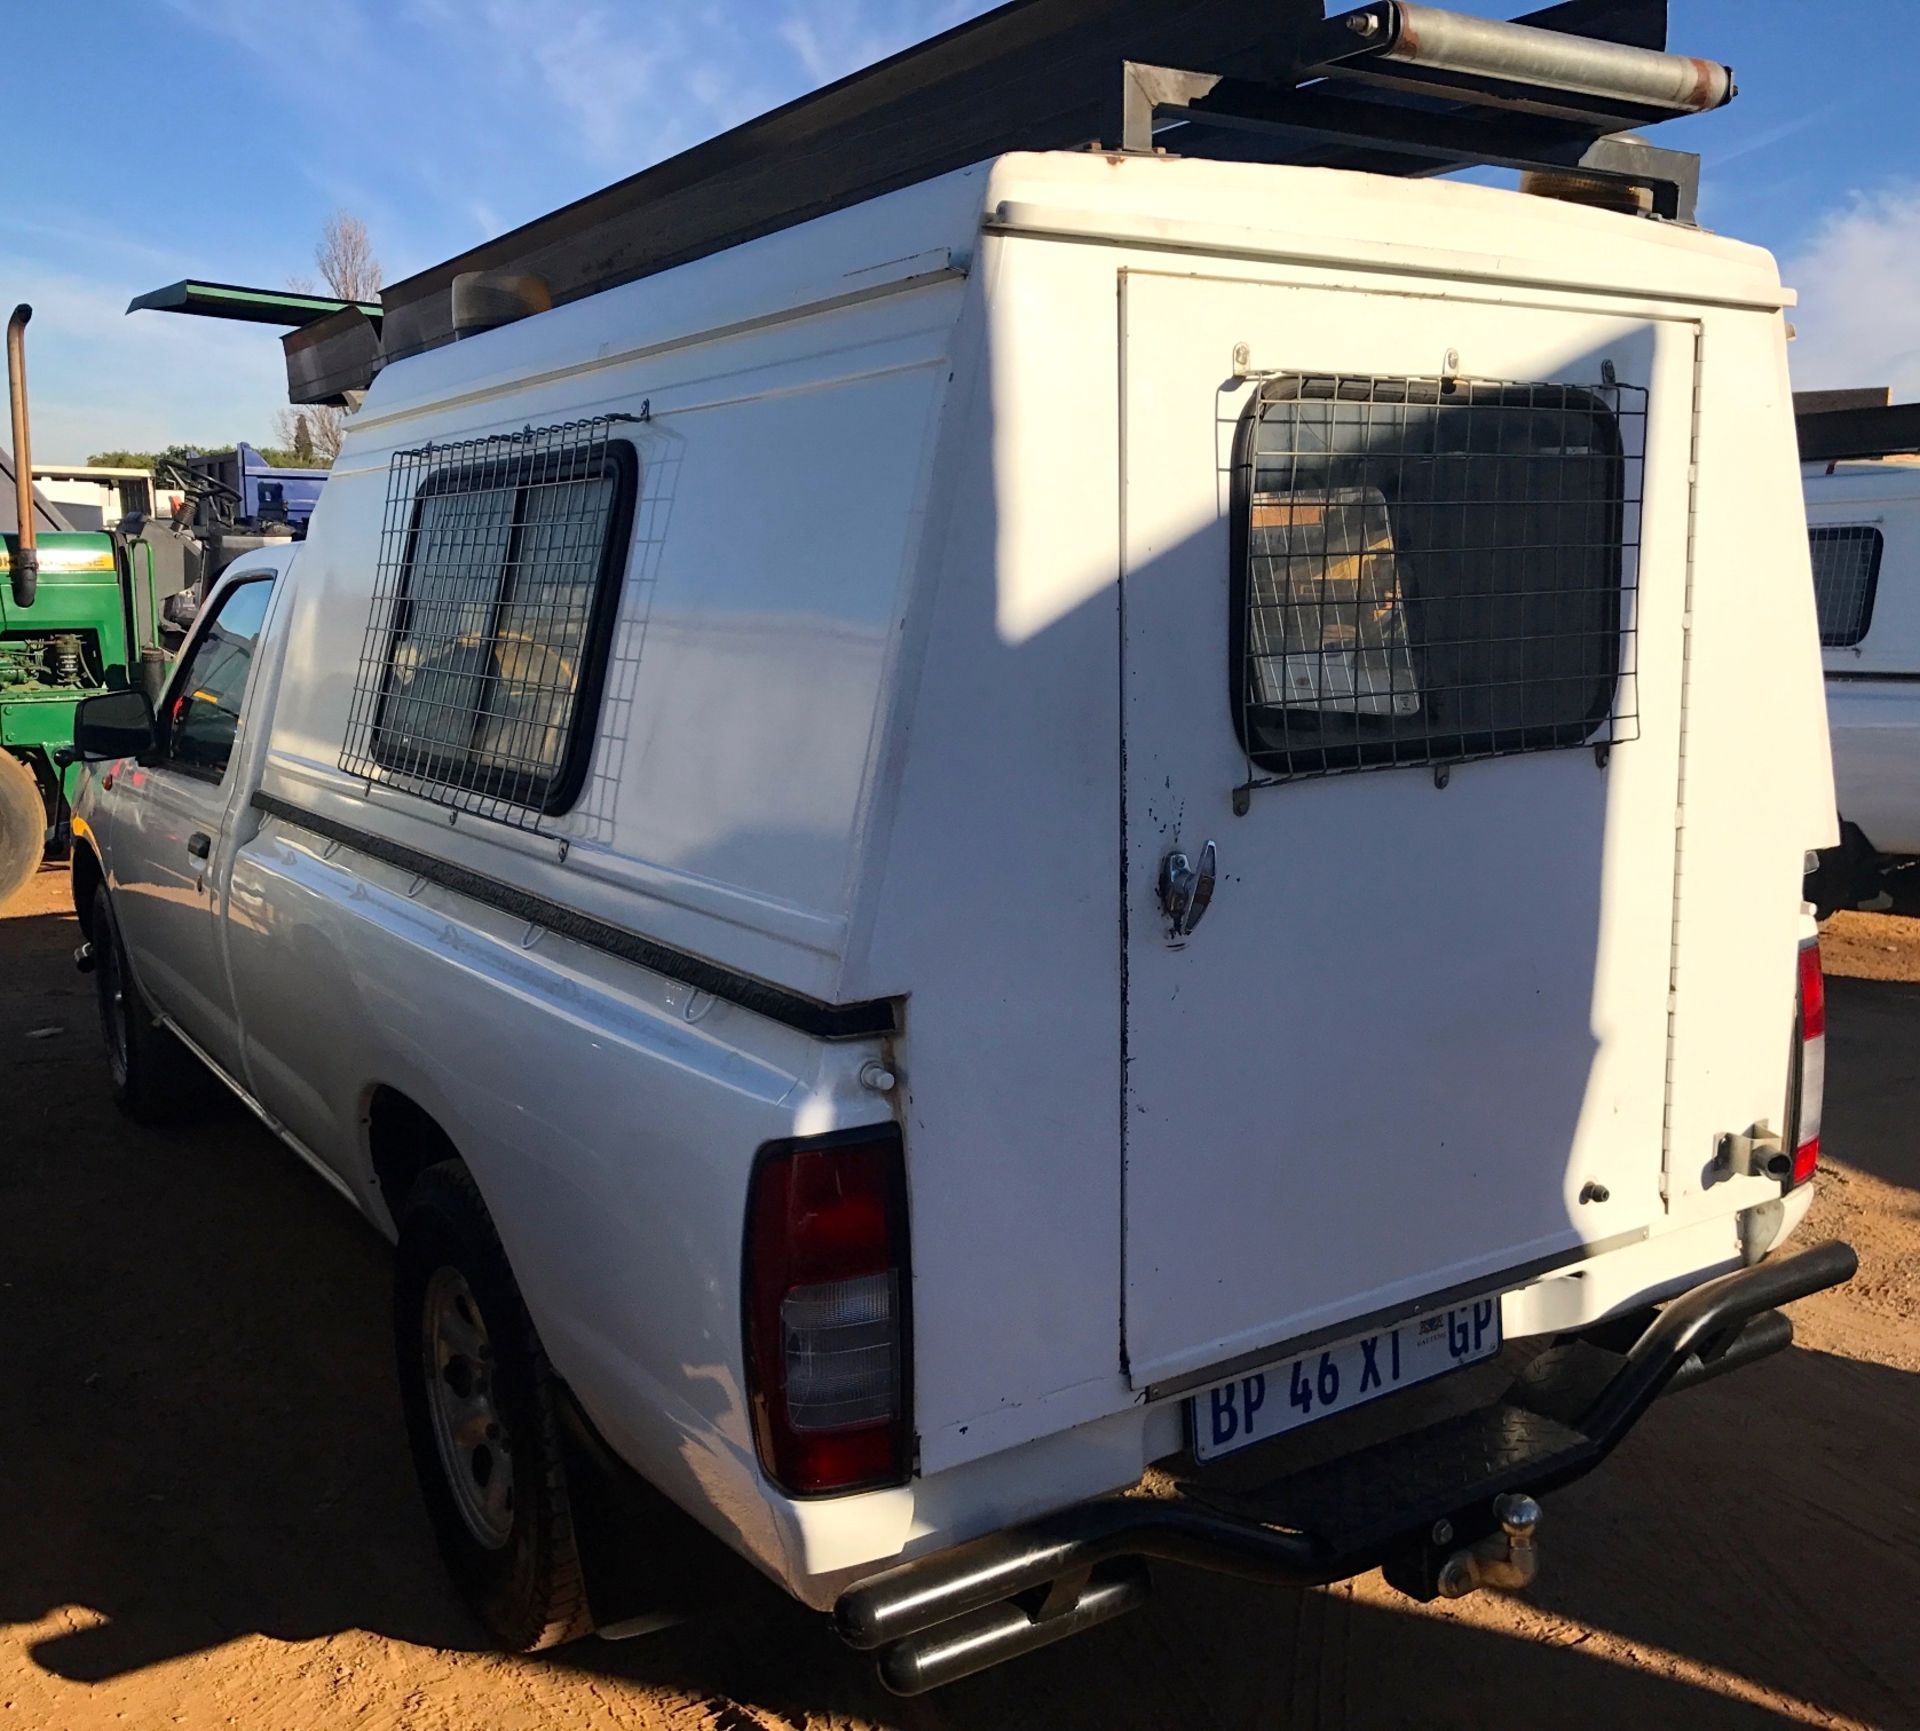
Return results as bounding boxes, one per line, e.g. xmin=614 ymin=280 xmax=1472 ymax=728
xmin=2 ymin=305 xmax=169 ymax=904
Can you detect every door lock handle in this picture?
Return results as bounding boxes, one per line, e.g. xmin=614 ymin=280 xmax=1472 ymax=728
xmin=187 ymin=831 xmax=212 ymax=860
xmin=1157 ymin=839 xmax=1217 ymax=942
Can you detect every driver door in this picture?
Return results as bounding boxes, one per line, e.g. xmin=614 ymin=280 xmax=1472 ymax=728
xmin=110 ymin=574 xmax=277 ymax=1079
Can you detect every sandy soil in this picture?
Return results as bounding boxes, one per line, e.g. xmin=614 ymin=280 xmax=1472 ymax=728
xmin=2 ymin=865 xmax=1915 ymax=1730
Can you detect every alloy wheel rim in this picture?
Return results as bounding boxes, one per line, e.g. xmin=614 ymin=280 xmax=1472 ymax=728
xmin=421 ymin=1265 xmax=515 ymax=1550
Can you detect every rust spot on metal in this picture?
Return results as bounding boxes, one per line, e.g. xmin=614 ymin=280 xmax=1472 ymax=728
xmin=1683 ymin=57 xmax=1728 ymax=111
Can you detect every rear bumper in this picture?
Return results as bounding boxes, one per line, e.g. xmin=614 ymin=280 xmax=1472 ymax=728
xmin=835 ymin=1238 xmax=1856 ymax=1695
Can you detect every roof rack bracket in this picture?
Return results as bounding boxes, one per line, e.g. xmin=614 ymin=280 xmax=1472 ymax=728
xmin=1118 ymin=62 xmax=1224 ymax=153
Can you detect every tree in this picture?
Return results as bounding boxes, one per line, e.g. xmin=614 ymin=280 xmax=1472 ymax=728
xmin=287 ymin=210 xmax=385 ymax=303
xmin=271 ymin=404 xmax=345 ymax=466
xmin=152 ymin=442 xmax=229 ymax=481
xmin=87 ymin=443 xmax=229 ymax=474
xmin=315 ymin=211 xmax=383 ymax=303
xmin=276 ymin=210 xmax=385 ymax=464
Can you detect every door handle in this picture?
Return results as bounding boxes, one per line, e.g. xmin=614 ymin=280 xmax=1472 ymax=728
xmin=1157 ymin=839 xmax=1217 ymax=942
xmin=187 ymin=831 xmax=212 ymax=860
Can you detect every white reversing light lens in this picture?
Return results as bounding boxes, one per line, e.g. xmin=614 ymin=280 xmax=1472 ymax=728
xmin=780 ymin=1273 xmax=897 ymax=1431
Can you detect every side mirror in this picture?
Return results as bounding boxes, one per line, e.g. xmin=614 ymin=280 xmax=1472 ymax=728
xmin=73 ymin=689 xmax=157 ymax=762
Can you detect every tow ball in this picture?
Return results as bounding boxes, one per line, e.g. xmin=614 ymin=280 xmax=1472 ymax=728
xmin=1436 ymin=1493 xmax=1542 ymax=1599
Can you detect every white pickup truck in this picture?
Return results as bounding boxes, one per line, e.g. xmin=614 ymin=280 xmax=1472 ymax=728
xmin=1801 ymin=449 xmax=1920 ymax=915
xmin=67 ymin=16 xmax=1853 ymax=1695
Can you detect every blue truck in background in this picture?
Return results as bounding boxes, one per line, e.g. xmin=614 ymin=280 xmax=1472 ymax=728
xmin=182 ymin=440 xmax=327 ymax=530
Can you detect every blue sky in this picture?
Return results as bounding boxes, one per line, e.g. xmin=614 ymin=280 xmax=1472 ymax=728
xmin=4 ymin=0 xmax=1915 ymax=460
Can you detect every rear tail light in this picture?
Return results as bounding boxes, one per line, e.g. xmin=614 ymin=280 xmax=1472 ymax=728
xmin=744 ymin=1127 xmax=909 ymax=1495
xmin=1789 ymin=937 xmax=1824 ymax=1187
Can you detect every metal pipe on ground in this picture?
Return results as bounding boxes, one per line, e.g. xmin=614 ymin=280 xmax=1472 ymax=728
xmin=7 ymin=304 xmax=38 ymax=609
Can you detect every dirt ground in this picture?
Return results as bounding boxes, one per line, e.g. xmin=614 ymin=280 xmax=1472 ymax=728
xmin=2 ymin=869 xmax=1916 ymax=1731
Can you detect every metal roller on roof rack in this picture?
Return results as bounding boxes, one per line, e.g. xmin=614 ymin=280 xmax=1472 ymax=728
xmin=1312 ymin=4 xmax=1733 ymax=121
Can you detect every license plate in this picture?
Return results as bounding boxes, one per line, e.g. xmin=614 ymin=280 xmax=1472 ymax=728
xmin=1190 ymin=1296 xmax=1503 ymax=1462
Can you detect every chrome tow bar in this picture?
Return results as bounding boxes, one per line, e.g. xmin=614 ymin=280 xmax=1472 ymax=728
xmin=1437 ymin=1493 xmax=1542 ymax=1598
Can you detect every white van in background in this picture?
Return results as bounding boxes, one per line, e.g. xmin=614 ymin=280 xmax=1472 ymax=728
xmin=1800 ymin=396 xmax=1920 ymax=916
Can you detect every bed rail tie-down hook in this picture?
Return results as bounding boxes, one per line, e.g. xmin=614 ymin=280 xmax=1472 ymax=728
xmin=1158 ymin=840 xmax=1217 ymax=943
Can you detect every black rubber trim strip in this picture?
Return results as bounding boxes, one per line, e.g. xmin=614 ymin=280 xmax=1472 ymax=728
xmin=1824 ymin=669 xmax=1920 ymax=683
xmin=250 ymin=791 xmax=898 ymax=1040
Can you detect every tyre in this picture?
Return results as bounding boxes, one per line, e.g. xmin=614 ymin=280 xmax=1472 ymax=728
xmin=1807 ymin=823 xmax=1879 ymax=921
xmin=394 ymin=1160 xmax=595 ymax=1650
xmin=91 ymin=884 xmax=209 ymax=1123
xmin=0 ymin=751 xmax=45 ymax=908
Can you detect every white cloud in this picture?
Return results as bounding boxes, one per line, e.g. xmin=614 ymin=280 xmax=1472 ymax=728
xmin=165 ymin=1 xmax=995 ymax=235
xmin=779 ymin=2 xmax=896 ymax=85
xmin=777 ymin=0 xmax=977 ymax=86
xmin=1782 ymin=182 xmax=1920 ymax=402
xmin=1710 ymin=104 xmax=1833 ymax=170
xmin=396 ymin=0 xmax=773 ymax=175
xmin=38 ymin=0 xmax=1001 ymax=452
xmin=484 ymin=3 xmax=678 ymax=170
xmin=0 ymin=254 xmax=287 ymax=460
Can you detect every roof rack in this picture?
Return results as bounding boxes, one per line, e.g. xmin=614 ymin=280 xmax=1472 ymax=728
xmin=132 ymin=0 xmax=1729 ymax=407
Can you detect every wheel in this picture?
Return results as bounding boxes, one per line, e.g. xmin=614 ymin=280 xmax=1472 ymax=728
xmin=90 ymin=884 xmax=209 ymax=1123
xmin=0 ymin=752 xmax=45 ymax=908
xmin=394 ymin=1160 xmax=594 ymax=1650
xmin=1807 ymin=824 xmax=1883 ymax=921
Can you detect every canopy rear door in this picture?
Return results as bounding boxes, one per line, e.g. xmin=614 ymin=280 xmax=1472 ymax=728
xmin=1119 ymin=270 xmax=1696 ymax=1392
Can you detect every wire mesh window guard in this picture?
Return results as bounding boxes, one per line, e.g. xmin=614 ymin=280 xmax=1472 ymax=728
xmin=1231 ymin=374 xmax=1643 ymax=794
xmin=340 ymin=416 xmax=640 ymax=828
xmin=1807 ymin=525 xmax=1883 ymax=649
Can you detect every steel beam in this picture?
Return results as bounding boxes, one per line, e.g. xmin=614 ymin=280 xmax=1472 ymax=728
xmin=1798 ymin=403 xmax=1920 ymax=465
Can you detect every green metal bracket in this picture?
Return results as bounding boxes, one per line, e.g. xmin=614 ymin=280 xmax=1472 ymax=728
xmin=126 ymin=280 xmax=382 ymax=328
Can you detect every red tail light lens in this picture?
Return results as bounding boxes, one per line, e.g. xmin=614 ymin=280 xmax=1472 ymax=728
xmin=1790 ymin=938 xmax=1824 ymax=1187
xmin=744 ymin=1128 xmax=909 ymax=1495
xmin=1797 ymin=939 xmax=1826 ymax=1043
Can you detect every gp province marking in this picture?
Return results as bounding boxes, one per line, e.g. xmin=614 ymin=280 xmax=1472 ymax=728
xmin=1205 ymin=1298 xmax=1497 ymax=1452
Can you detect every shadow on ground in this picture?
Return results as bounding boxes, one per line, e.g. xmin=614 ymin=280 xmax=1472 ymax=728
xmin=4 ymin=877 xmax=1915 ymax=1728
xmin=1824 ymin=975 xmax=1920 ymax=1193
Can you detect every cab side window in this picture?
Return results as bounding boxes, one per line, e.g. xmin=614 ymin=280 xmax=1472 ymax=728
xmin=163 ymin=578 xmax=274 ymax=780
